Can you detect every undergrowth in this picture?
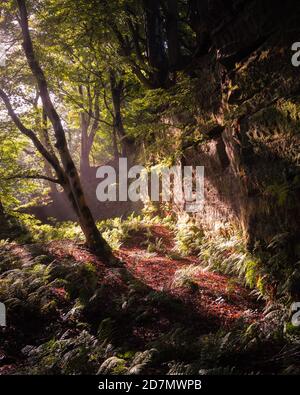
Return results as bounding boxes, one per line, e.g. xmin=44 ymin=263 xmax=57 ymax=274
xmin=11 ymin=212 xmax=174 ymax=251
xmin=8 ymin=211 xmax=299 ymax=301
xmin=1 ymin=212 xmax=299 ymax=375
xmin=172 ymin=215 xmax=299 ymax=301
xmin=1 ymin=242 xmax=299 ymax=375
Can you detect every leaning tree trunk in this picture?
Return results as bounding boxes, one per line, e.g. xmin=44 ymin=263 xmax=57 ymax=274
xmin=16 ymin=0 xmax=113 ymax=261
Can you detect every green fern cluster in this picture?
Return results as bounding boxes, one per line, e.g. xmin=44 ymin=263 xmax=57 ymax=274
xmin=21 ymin=330 xmax=107 ymax=375
xmin=173 ymin=215 xmax=204 ymax=256
xmin=172 ymin=265 xmax=201 ymax=290
xmin=96 ymin=213 xmax=164 ymax=250
xmin=198 ymin=233 xmax=266 ymax=297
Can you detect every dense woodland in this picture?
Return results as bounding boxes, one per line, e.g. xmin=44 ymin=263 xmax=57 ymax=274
xmin=0 ymin=0 xmax=300 ymax=375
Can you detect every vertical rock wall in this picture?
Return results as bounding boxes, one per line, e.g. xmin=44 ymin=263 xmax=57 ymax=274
xmin=177 ymin=0 xmax=300 ymax=256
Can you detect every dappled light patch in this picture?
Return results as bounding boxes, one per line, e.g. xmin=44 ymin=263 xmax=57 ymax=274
xmin=117 ymin=225 xmax=262 ymax=326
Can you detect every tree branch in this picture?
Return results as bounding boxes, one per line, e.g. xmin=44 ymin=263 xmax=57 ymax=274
xmin=0 ymin=88 xmax=64 ymax=181
xmin=17 ymin=0 xmax=68 ymax=152
xmin=4 ymin=174 xmax=62 ymax=184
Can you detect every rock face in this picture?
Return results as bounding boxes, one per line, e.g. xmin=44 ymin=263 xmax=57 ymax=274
xmin=178 ymin=0 xmax=300 ymax=255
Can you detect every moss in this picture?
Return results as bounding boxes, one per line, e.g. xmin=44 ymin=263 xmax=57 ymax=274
xmin=285 ymin=322 xmax=300 ymax=336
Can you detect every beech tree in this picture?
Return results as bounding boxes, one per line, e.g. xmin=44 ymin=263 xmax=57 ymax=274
xmin=0 ymin=0 xmax=114 ymax=261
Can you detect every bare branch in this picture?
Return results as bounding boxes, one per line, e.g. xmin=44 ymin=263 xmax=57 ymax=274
xmin=4 ymin=174 xmax=61 ymax=184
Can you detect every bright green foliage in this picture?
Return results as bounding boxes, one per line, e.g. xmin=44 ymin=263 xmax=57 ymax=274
xmin=174 ymin=214 xmax=204 ymax=256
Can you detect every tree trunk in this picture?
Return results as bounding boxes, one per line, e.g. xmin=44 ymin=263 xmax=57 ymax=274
xmin=112 ymin=127 xmax=120 ymax=159
xmin=143 ymin=0 xmax=169 ymax=87
xmin=189 ymin=0 xmax=210 ymax=56
xmin=109 ymin=70 xmax=134 ymax=160
xmin=80 ymin=144 xmax=90 ymax=180
xmin=0 ymin=201 xmax=4 ymax=217
xmin=79 ymin=107 xmax=91 ymax=180
xmin=79 ymin=85 xmax=100 ymax=180
xmin=165 ymin=0 xmax=180 ymax=70
xmin=40 ymin=109 xmax=60 ymax=198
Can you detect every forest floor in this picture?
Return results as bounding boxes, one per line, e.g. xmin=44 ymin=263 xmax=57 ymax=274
xmin=117 ymin=225 xmax=262 ymax=329
xmin=0 ymin=223 xmax=296 ymax=375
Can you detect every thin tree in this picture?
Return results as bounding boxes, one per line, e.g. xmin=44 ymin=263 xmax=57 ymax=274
xmin=0 ymin=0 xmax=114 ymax=262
